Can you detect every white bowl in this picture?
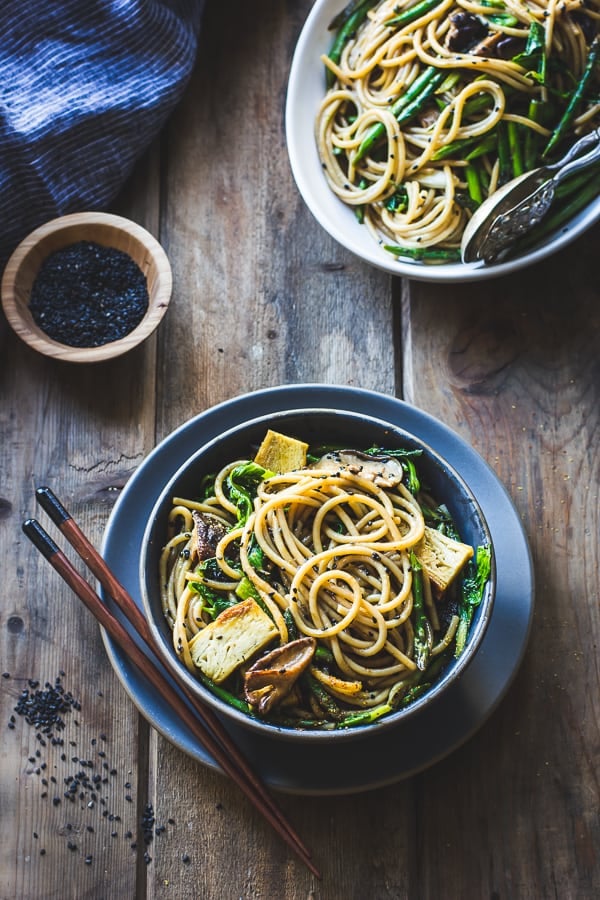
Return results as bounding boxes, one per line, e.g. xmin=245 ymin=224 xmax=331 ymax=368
xmin=285 ymin=0 xmax=600 ymax=283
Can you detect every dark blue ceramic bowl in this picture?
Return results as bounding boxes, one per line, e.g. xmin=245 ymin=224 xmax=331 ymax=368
xmin=140 ymin=407 xmax=495 ymax=743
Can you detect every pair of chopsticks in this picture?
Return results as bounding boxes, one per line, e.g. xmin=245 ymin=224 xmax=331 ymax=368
xmin=23 ymin=487 xmax=320 ymax=879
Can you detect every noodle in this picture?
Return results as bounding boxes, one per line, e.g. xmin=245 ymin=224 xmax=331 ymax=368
xmin=316 ymin=0 xmax=600 ymax=262
xmin=158 ymin=436 xmax=490 ymax=729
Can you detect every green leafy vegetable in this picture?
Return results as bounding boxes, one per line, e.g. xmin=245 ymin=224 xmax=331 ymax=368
xmin=422 ymin=503 xmax=461 ymax=541
xmin=189 ymin=579 xmax=237 ymax=620
xmin=513 ymin=20 xmax=546 ymax=76
xmin=455 ymin=545 xmax=492 ymax=658
xmin=226 ymin=461 xmax=274 ymax=526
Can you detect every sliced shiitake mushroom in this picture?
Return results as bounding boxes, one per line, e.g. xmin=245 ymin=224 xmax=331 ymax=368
xmin=243 ymin=637 xmax=317 ymax=715
xmin=311 ymin=449 xmax=404 ymax=488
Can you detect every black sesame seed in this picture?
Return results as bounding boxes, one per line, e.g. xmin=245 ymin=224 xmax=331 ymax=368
xmin=28 ymin=241 xmax=149 ymax=348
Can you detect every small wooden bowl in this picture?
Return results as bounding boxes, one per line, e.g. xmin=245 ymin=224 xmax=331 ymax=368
xmin=1 ymin=212 xmax=172 ymax=363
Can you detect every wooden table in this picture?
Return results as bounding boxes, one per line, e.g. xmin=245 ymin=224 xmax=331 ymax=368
xmin=1 ymin=2 xmax=599 ymax=897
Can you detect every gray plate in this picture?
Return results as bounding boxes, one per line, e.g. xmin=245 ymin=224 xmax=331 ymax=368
xmin=101 ymin=384 xmax=534 ymax=795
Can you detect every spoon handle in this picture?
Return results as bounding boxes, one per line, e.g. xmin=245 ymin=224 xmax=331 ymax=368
xmin=551 ymin=128 xmax=600 ymax=186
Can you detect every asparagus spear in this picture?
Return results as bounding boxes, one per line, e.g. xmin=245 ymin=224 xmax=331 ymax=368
xmin=356 ymin=67 xmax=446 ymax=161
xmin=326 ymin=0 xmax=378 ymax=87
xmin=507 ymin=121 xmax=524 ymax=178
xmin=466 ymin=164 xmax=483 ymax=205
xmin=385 ymin=0 xmax=443 ymax=27
xmin=383 ymin=245 xmax=461 ymax=262
xmin=336 ymin=703 xmax=393 ymax=728
xmin=543 ymin=36 xmax=600 ymax=158
xmin=409 ymin=552 xmax=432 ymax=671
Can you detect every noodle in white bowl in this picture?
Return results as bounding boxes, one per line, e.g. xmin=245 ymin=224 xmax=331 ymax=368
xmin=285 ymin=0 xmax=600 ymax=281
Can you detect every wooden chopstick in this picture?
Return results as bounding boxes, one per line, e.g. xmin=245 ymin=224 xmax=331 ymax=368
xmin=23 ymin=511 xmax=320 ymax=879
xmin=34 ymin=487 xmax=314 ymax=862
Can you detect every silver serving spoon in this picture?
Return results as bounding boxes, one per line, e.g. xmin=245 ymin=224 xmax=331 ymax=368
xmin=461 ymin=128 xmax=600 ymax=265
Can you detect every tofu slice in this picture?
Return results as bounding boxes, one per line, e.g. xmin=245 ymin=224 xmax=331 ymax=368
xmin=415 ymin=526 xmax=474 ymax=593
xmin=189 ymin=599 xmax=278 ymax=683
xmin=254 ymin=429 xmax=308 ymax=474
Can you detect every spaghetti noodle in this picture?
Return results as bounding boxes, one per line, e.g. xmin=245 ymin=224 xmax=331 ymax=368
xmin=159 ymin=436 xmax=491 ymax=729
xmin=316 ymin=0 xmax=600 ymax=262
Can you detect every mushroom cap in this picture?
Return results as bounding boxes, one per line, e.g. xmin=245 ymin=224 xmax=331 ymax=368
xmin=243 ymin=636 xmax=317 ymax=715
xmin=311 ymin=449 xmax=405 ymax=488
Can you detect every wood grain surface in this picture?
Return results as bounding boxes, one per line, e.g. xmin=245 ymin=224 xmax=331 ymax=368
xmin=1 ymin=2 xmax=598 ymax=899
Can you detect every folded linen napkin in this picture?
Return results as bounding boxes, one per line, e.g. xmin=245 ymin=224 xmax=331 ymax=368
xmin=0 ymin=0 xmax=205 ymax=272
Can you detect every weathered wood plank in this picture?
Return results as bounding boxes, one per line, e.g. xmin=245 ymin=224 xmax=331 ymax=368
xmin=0 ymin=148 xmax=161 ymax=900
xmin=402 ymin=232 xmax=600 ymax=899
xmin=143 ymin=2 xmax=406 ymax=898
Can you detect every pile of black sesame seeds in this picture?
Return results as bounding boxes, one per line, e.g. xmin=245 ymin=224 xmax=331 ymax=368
xmin=28 ymin=240 xmax=149 ymax=348
xmin=3 ymin=671 xmax=189 ymax=868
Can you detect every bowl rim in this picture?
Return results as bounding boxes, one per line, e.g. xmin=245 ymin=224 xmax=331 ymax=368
xmin=139 ymin=406 xmax=496 ymax=742
xmin=0 ymin=211 xmax=172 ymax=363
xmin=285 ymin=0 xmax=600 ymax=283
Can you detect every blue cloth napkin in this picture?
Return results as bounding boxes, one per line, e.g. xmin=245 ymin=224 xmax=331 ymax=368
xmin=0 ymin=0 xmax=204 ymax=271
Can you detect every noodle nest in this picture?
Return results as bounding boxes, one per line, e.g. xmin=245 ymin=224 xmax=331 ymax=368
xmin=158 ymin=441 xmax=488 ymax=730
xmin=315 ymin=0 xmax=600 ymax=262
